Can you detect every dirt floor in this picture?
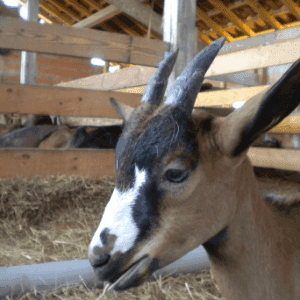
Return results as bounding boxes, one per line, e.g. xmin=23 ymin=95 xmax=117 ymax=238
xmin=0 ymin=167 xmax=299 ymax=300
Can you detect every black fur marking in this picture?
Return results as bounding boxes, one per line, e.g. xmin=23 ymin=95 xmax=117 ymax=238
xmin=132 ymin=176 xmax=162 ymax=244
xmin=233 ymin=58 xmax=300 ymax=156
xmin=116 ymin=106 xmax=199 ymax=190
xmin=203 ymin=228 xmax=229 ymax=257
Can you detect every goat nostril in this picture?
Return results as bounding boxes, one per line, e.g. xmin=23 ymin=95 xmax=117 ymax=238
xmin=92 ymin=254 xmax=110 ymax=268
xmin=89 ymin=246 xmax=110 ymax=268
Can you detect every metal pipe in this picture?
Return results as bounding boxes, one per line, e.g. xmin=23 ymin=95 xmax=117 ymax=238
xmin=0 ymin=246 xmax=210 ymax=298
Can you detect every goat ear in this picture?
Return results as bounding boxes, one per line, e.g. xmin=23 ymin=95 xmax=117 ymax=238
xmin=220 ymin=58 xmax=300 ymax=157
xmin=110 ymin=98 xmax=134 ymax=122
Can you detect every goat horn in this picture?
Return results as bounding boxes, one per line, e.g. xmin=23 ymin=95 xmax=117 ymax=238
xmin=164 ymin=37 xmax=225 ymax=116
xmin=141 ymin=49 xmax=179 ymax=106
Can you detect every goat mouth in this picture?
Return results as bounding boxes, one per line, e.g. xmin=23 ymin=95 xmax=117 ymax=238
xmin=106 ymin=255 xmax=151 ymax=293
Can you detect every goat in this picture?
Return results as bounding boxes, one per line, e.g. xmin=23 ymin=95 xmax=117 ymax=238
xmin=88 ymin=37 xmax=300 ymax=300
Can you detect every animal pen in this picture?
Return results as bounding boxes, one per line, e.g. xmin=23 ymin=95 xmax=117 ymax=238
xmin=0 ymin=0 xmax=300 ymax=299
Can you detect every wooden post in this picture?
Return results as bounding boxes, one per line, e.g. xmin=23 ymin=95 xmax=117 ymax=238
xmin=163 ymin=0 xmax=197 ymax=94
xmin=20 ymin=0 xmax=40 ymax=85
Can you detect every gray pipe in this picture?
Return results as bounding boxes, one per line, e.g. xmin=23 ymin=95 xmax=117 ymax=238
xmin=0 ymin=246 xmax=210 ymax=299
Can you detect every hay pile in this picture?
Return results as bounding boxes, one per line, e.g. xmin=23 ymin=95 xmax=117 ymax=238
xmin=0 ymin=176 xmax=223 ymax=300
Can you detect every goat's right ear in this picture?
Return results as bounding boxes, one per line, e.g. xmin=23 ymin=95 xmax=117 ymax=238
xmin=110 ymin=98 xmax=134 ymax=122
xmin=219 ymin=58 xmax=300 ymax=157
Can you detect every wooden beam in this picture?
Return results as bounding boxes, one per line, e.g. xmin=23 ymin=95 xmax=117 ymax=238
xmin=47 ymin=0 xmax=80 ymax=21
xmin=0 ymin=83 xmax=141 ymax=118
xmin=0 ymin=149 xmax=116 ymax=179
xmin=112 ymin=17 xmax=143 ymax=36
xmin=58 ymin=31 xmax=300 ymax=90
xmin=57 ymin=65 xmax=157 ymax=90
xmin=86 ymin=0 xmax=103 ymax=11
xmin=40 ymin=2 xmax=73 ymax=25
xmin=281 ymin=0 xmax=300 ymax=19
xmin=0 ymin=148 xmax=298 ymax=179
xmin=247 ymin=0 xmax=284 ymax=30
xmin=196 ymin=7 xmax=234 ymax=42
xmin=0 ymin=17 xmax=169 ymax=67
xmin=64 ymin=0 xmax=91 ymax=17
xmin=73 ymin=5 xmax=121 ymax=28
xmin=198 ymin=31 xmax=213 ymax=45
xmin=0 ymin=83 xmax=299 ymax=134
xmin=209 ymin=0 xmax=256 ymax=37
xmin=248 ymin=148 xmax=300 ymax=171
xmin=205 ymin=37 xmax=300 ymax=77
xmin=105 ymin=0 xmax=162 ymax=35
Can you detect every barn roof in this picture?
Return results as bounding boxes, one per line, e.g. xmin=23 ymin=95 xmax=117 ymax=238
xmin=16 ymin=0 xmax=300 ymax=45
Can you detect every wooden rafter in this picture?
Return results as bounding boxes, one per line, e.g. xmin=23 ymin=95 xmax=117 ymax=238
xmin=112 ymin=17 xmax=142 ymax=36
xmin=209 ymin=0 xmax=256 ymax=37
xmin=85 ymin=0 xmax=104 ymax=11
xmin=101 ymin=22 xmax=119 ymax=32
xmin=40 ymin=2 xmax=74 ymax=25
xmin=64 ymin=0 xmax=91 ymax=17
xmin=197 ymin=7 xmax=234 ymax=42
xmin=198 ymin=31 xmax=213 ymax=44
xmin=247 ymin=0 xmax=284 ymax=30
xmin=105 ymin=0 xmax=162 ymax=34
xmin=73 ymin=5 xmax=121 ymax=28
xmin=134 ymin=22 xmax=161 ymax=39
xmin=46 ymin=0 xmax=80 ymax=21
xmin=281 ymin=0 xmax=300 ymax=19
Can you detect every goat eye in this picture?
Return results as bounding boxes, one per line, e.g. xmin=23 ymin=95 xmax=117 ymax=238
xmin=165 ymin=169 xmax=188 ymax=183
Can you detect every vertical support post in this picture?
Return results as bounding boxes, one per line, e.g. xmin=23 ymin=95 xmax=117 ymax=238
xmin=103 ymin=61 xmax=109 ymax=73
xmin=163 ymin=0 xmax=197 ymax=95
xmin=255 ymin=67 xmax=268 ymax=86
xmin=20 ymin=0 xmax=40 ymax=85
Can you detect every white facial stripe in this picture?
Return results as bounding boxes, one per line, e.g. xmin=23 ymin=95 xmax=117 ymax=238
xmin=89 ymin=165 xmax=148 ymax=255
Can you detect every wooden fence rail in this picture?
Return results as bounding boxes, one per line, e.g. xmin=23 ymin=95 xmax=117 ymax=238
xmin=0 ymin=17 xmax=169 ymax=67
xmin=0 ymin=83 xmax=299 ymax=134
xmin=0 ymin=148 xmax=298 ymax=179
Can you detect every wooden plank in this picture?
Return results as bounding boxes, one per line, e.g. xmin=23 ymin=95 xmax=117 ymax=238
xmin=248 ymin=148 xmax=300 ymax=171
xmin=194 ymin=85 xmax=269 ymax=106
xmin=73 ymin=5 xmax=121 ymax=28
xmin=105 ymin=0 xmax=162 ymax=34
xmin=56 ymin=66 xmax=157 ymax=91
xmin=0 ymin=17 xmax=169 ymax=67
xmin=59 ymin=33 xmax=300 ymax=91
xmin=0 ymin=148 xmax=298 ymax=179
xmin=0 ymin=149 xmax=116 ymax=179
xmin=206 ymin=38 xmax=300 ymax=76
xmin=0 ymin=83 xmax=141 ymax=118
xmin=1 ymin=83 xmax=299 ymax=133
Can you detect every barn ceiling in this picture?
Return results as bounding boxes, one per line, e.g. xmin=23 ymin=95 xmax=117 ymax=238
xmin=16 ymin=0 xmax=300 ymax=44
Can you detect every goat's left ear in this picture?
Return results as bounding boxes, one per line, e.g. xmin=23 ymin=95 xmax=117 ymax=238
xmin=220 ymin=58 xmax=300 ymax=157
xmin=110 ymin=98 xmax=134 ymax=122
